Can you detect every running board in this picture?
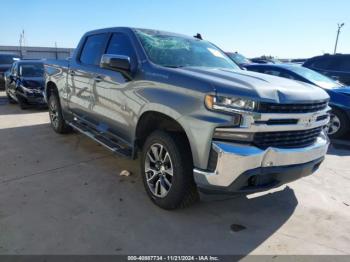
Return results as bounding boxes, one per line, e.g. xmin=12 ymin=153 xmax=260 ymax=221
xmin=68 ymin=121 xmax=132 ymax=158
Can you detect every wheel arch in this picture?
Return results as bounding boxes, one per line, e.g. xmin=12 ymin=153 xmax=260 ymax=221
xmin=135 ymin=111 xmax=193 ymax=163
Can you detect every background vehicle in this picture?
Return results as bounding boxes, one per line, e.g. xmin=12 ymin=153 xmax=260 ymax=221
xmin=45 ymin=27 xmax=330 ymax=209
xmin=5 ymin=60 xmax=46 ymax=109
xmin=303 ymin=54 xmax=350 ymax=85
xmin=226 ymin=52 xmax=252 ymax=67
xmin=250 ymin=56 xmax=282 ymax=64
xmin=246 ymin=63 xmax=350 ymax=138
xmin=0 ymin=53 xmax=20 ymax=89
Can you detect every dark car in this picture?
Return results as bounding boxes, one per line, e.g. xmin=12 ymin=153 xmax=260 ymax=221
xmin=303 ymin=54 xmax=350 ymax=85
xmin=0 ymin=53 xmax=20 ymax=89
xmin=246 ymin=63 xmax=350 ymax=138
xmin=226 ymin=52 xmax=252 ymax=67
xmin=4 ymin=60 xmax=46 ymax=109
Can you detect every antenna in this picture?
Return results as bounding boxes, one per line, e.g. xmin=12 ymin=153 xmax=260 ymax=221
xmin=194 ymin=33 xmax=203 ymax=40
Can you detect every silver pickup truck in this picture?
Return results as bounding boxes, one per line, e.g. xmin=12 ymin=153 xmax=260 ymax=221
xmin=45 ymin=27 xmax=330 ymax=209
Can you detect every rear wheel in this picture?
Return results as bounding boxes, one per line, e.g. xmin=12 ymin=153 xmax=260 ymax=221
xmin=48 ymin=93 xmax=72 ymax=134
xmin=327 ymin=108 xmax=350 ymax=139
xmin=141 ymin=131 xmax=199 ymax=209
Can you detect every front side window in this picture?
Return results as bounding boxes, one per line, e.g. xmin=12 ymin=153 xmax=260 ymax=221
xmin=135 ymin=29 xmax=240 ymax=70
xmin=19 ymin=63 xmax=44 ymax=77
xmin=80 ymin=34 xmax=109 ymax=66
xmin=106 ymin=33 xmax=136 ymax=60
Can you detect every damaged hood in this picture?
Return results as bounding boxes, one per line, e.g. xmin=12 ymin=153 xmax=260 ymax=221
xmin=179 ymin=67 xmax=329 ymax=103
xmin=20 ymin=77 xmax=45 ymax=89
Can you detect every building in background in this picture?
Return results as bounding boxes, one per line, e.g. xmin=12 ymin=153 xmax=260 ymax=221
xmin=0 ymin=45 xmax=74 ymax=60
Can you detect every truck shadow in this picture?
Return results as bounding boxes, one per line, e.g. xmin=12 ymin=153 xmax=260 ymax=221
xmin=0 ymin=121 xmax=298 ymax=255
xmin=328 ymin=139 xmax=350 ymax=156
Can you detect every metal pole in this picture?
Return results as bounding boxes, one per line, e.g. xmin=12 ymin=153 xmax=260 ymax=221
xmin=55 ymin=42 xmax=58 ymax=59
xmin=334 ymin=23 xmax=344 ymax=54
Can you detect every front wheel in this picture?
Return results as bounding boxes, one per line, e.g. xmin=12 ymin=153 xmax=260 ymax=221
xmin=48 ymin=93 xmax=72 ymax=134
xmin=6 ymin=90 xmax=16 ymax=104
xmin=141 ymin=131 xmax=199 ymax=209
xmin=327 ymin=109 xmax=350 ymax=139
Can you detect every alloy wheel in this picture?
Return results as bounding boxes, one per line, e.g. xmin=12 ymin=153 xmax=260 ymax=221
xmin=327 ymin=113 xmax=341 ymax=136
xmin=145 ymin=143 xmax=174 ymax=198
xmin=49 ymin=98 xmax=59 ymax=129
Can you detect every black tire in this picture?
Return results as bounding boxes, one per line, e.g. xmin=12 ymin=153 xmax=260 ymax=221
xmin=328 ymin=108 xmax=350 ymax=139
xmin=6 ymin=90 xmax=16 ymax=104
xmin=48 ymin=93 xmax=72 ymax=134
xmin=141 ymin=130 xmax=199 ymax=209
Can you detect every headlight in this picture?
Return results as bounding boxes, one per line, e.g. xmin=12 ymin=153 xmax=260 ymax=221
xmin=205 ymin=95 xmax=256 ymax=112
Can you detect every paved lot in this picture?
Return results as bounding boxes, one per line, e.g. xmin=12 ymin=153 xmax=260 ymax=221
xmin=0 ymin=91 xmax=349 ymax=255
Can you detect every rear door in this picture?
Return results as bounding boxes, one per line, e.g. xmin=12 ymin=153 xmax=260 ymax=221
xmin=67 ymin=33 xmax=109 ymax=124
xmin=89 ymin=32 xmax=138 ymax=143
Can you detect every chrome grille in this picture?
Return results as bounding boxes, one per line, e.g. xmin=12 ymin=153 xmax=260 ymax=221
xmin=253 ymin=127 xmax=323 ymax=149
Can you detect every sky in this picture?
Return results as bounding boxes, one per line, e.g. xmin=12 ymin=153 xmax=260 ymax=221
xmin=1 ymin=0 xmax=349 ymax=58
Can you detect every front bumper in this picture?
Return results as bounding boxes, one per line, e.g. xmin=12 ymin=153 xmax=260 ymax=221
xmin=18 ymin=90 xmax=46 ymax=105
xmin=194 ymin=131 xmax=329 ymax=194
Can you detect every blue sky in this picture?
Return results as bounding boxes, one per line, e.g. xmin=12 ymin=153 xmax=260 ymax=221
xmin=1 ymin=0 xmax=349 ymax=58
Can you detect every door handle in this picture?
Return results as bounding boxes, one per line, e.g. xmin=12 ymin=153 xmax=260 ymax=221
xmin=93 ymin=75 xmax=103 ymax=83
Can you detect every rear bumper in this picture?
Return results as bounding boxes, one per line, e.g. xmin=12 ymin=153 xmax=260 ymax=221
xmin=194 ymin=131 xmax=329 ymax=194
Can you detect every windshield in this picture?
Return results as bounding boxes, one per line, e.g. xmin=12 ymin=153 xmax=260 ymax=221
xmin=19 ymin=63 xmax=44 ymax=77
xmin=227 ymin=53 xmax=251 ymax=65
xmin=287 ymin=65 xmax=342 ymax=89
xmin=135 ymin=29 xmax=240 ymax=70
xmin=0 ymin=55 xmax=19 ymax=64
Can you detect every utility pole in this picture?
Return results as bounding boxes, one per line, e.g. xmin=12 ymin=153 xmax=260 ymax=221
xmin=334 ymin=23 xmax=345 ymax=54
xmin=19 ymin=30 xmax=25 ymax=59
xmin=55 ymin=41 xmax=58 ymax=59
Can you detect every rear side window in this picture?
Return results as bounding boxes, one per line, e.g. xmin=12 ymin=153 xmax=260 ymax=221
xmin=80 ymin=34 xmax=109 ymax=66
xmin=106 ymin=33 xmax=136 ymax=60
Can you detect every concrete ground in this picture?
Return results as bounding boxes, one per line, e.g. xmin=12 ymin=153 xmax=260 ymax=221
xmin=0 ymin=91 xmax=349 ymax=255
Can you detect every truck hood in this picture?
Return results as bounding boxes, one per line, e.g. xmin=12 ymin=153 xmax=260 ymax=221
xmin=180 ymin=67 xmax=329 ymax=103
xmin=332 ymin=86 xmax=350 ymax=95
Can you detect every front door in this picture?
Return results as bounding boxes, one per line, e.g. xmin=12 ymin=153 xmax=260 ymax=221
xmin=89 ymin=32 xmax=138 ymax=143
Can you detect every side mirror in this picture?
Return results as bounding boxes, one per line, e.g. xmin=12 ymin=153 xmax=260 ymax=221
xmin=100 ymin=54 xmax=131 ymax=72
